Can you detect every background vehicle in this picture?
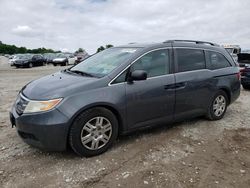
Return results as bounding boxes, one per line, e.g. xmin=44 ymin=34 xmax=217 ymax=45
xmin=9 ymin=54 xmax=21 ymax=66
xmin=238 ymin=52 xmax=250 ymax=89
xmin=43 ymin=53 xmax=57 ymax=64
xmin=238 ymin=52 xmax=250 ymax=67
xmin=52 ymin=53 xmax=75 ymax=66
xmin=223 ymin=44 xmax=241 ymax=63
xmin=13 ymin=54 xmax=45 ymax=68
xmin=10 ymin=40 xmax=240 ymax=157
xmin=74 ymin=52 xmax=89 ymax=65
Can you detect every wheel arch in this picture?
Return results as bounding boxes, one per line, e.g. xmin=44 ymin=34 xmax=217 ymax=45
xmin=219 ymin=87 xmax=231 ymax=104
xmin=67 ymin=103 xmax=125 ymax=138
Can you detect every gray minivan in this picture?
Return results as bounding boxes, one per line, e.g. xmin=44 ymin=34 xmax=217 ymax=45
xmin=10 ymin=40 xmax=241 ymax=157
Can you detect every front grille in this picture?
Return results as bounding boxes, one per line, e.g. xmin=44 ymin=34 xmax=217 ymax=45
xmin=15 ymin=94 xmax=29 ymax=115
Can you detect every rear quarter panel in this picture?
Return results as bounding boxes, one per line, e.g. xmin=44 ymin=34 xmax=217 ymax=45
xmin=211 ymin=67 xmax=240 ymax=104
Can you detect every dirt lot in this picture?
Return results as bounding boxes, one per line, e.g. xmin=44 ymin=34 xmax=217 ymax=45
xmin=0 ymin=56 xmax=250 ymax=188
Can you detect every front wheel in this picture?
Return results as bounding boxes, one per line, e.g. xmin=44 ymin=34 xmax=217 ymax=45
xmin=69 ymin=107 xmax=118 ymax=157
xmin=28 ymin=62 xmax=33 ymax=68
xmin=206 ymin=90 xmax=228 ymax=120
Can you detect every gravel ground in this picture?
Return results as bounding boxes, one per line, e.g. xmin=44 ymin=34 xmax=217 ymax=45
xmin=0 ymin=56 xmax=250 ymax=188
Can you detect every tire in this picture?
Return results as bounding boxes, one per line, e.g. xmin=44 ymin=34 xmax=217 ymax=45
xmin=28 ymin=62 xmax=33 ymax=68
xmin=206 ymin=90 xmax=228 ymax=120
xmin=53 ymin=63 xmax=57 ymax=66
xmin=69 ymin=107 xmax=118 ymax=157
xmin=61 ymin=61 xmax=68 ymax=66
xmin=242 ymin=84 xmax=250 ymax=90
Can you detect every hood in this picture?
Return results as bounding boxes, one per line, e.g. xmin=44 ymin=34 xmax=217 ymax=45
xmin=22 ymin=71 xmax=98 ymax=100
xmin=53 ymin=58 xmax=66 ymax=62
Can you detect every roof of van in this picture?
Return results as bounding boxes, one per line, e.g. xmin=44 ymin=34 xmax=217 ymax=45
xmin=117 ymin=40 xmax=223 ymax=51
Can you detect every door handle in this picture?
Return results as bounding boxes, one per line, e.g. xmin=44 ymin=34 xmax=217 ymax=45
xmin=175 ymin=82 xmax=187 ymax=89
xmin=164 ymin=84 xmax=176 ymax=90
xmin=164 ymin=82 xmax=187 ymax=90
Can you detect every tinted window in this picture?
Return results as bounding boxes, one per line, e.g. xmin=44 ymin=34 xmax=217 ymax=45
xmin=130 ymin=49 xmax=170 ymax=78
xmin=176 ymin=49 xmax=205 ymax=72
xmin=208 ymin=51 xmax=231 ymax=70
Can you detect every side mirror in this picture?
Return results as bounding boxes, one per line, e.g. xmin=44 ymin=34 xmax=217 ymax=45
xmin=128 ymin=70 xmax=147 ymax=82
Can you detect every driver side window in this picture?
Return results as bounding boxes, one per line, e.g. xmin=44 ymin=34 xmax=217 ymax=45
xmin=111 ymin=49 xmax=170 ymax=84
xmin=130 ymin=49 xmax=170 ymax=78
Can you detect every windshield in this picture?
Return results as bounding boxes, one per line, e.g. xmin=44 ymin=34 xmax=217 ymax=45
xmin=70 ymin=47 xmax=139 ymax=77
xmin=16 ymin=54 xmax=32 ymax=59
xmin=56 ymin=53 xmax=67 ymax=58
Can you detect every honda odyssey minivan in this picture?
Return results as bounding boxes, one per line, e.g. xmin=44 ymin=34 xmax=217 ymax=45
xmin=10 ymin=40 xmax=241 ymax=157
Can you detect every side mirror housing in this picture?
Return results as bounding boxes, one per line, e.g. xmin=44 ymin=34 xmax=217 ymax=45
xmin=128 ymin=70 xmax=147 ymax=82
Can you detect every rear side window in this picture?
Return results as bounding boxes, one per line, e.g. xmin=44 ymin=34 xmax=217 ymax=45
xmin=176 ymin=49 xmax=206 ymax=72
xmin=207 ymin=51 xmax=232 ymax=70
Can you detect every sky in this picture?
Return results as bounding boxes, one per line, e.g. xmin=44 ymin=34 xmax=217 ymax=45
xmin=0 ymin=0 xmax=250 ymax=54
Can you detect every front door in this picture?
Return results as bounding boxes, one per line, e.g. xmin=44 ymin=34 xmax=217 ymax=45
xmin=125 ymin=49 xmax=175 ymax=129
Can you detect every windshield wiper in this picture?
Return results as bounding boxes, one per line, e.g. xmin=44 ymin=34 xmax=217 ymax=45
xmin=67 ymin=69 xmax=96 ymax=77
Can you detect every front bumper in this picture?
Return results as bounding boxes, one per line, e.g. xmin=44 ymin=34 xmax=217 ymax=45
xmin=10 ymin=105 xmax=70 ymax=151
xmin=13 ymin=62 xmax=28 ymax=66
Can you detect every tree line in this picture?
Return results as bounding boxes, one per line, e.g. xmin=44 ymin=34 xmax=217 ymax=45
xmin=0 ymin=41 xmax=60 ymax=55
xmin=96 ymin=44 xmax=113 ymax=53
xmin=0 ymin=40 xmax=114 ymax=55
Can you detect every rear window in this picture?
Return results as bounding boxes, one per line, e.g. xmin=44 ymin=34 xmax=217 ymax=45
xmin=207 ymin=51 xmax=231 ymax=70
xmin=176 ymin=49 xmax=206 ymax=72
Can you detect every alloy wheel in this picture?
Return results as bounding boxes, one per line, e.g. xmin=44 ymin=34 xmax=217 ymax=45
xmin=213 ymin=95 xmax=226 ymax=117
xmin=80 ymin=116 xmax=112 ymax=150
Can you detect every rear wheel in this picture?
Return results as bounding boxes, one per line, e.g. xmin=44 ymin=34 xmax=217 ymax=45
xmin=69 ymin=107 xmax=118 ymax=157
xmin=206 ymin=90 xmax=228 ymax=120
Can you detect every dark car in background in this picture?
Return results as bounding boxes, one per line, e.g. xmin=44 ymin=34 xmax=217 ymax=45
xmin=43 ymin=53 xmax=57 ymax=64
xmin=10 ymin=40 xmax=240 ymax=157
xmin=238 ymin=53 xmax=250 ymax=89
xmin=13 ymin=54 xmax=45 ymax=68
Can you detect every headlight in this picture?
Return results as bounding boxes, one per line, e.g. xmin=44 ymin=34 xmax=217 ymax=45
xmin=23 ymin=98 xmax=62 ymax=113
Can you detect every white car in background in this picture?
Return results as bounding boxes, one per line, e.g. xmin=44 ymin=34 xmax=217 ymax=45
xmin=9 ymin=54 xmax=21 ymax=66
xmin=223 ymin=45 xmax=241 ymax=63
xmin=52 ymin=53 xmax=76 ymax=66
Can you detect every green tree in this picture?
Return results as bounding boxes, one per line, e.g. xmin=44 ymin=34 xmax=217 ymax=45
xmin=0 ymin=41 xmax=57 ymax=54
xmin=105 ymin=44 xmax=113 ymax=49
xmin=96 ymin=46 xmax=105 ymax=53
xmin=78 ymin=48 xmax=84 ymax=52
xmin=96 ymin=44 xmax=114 ymax=53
